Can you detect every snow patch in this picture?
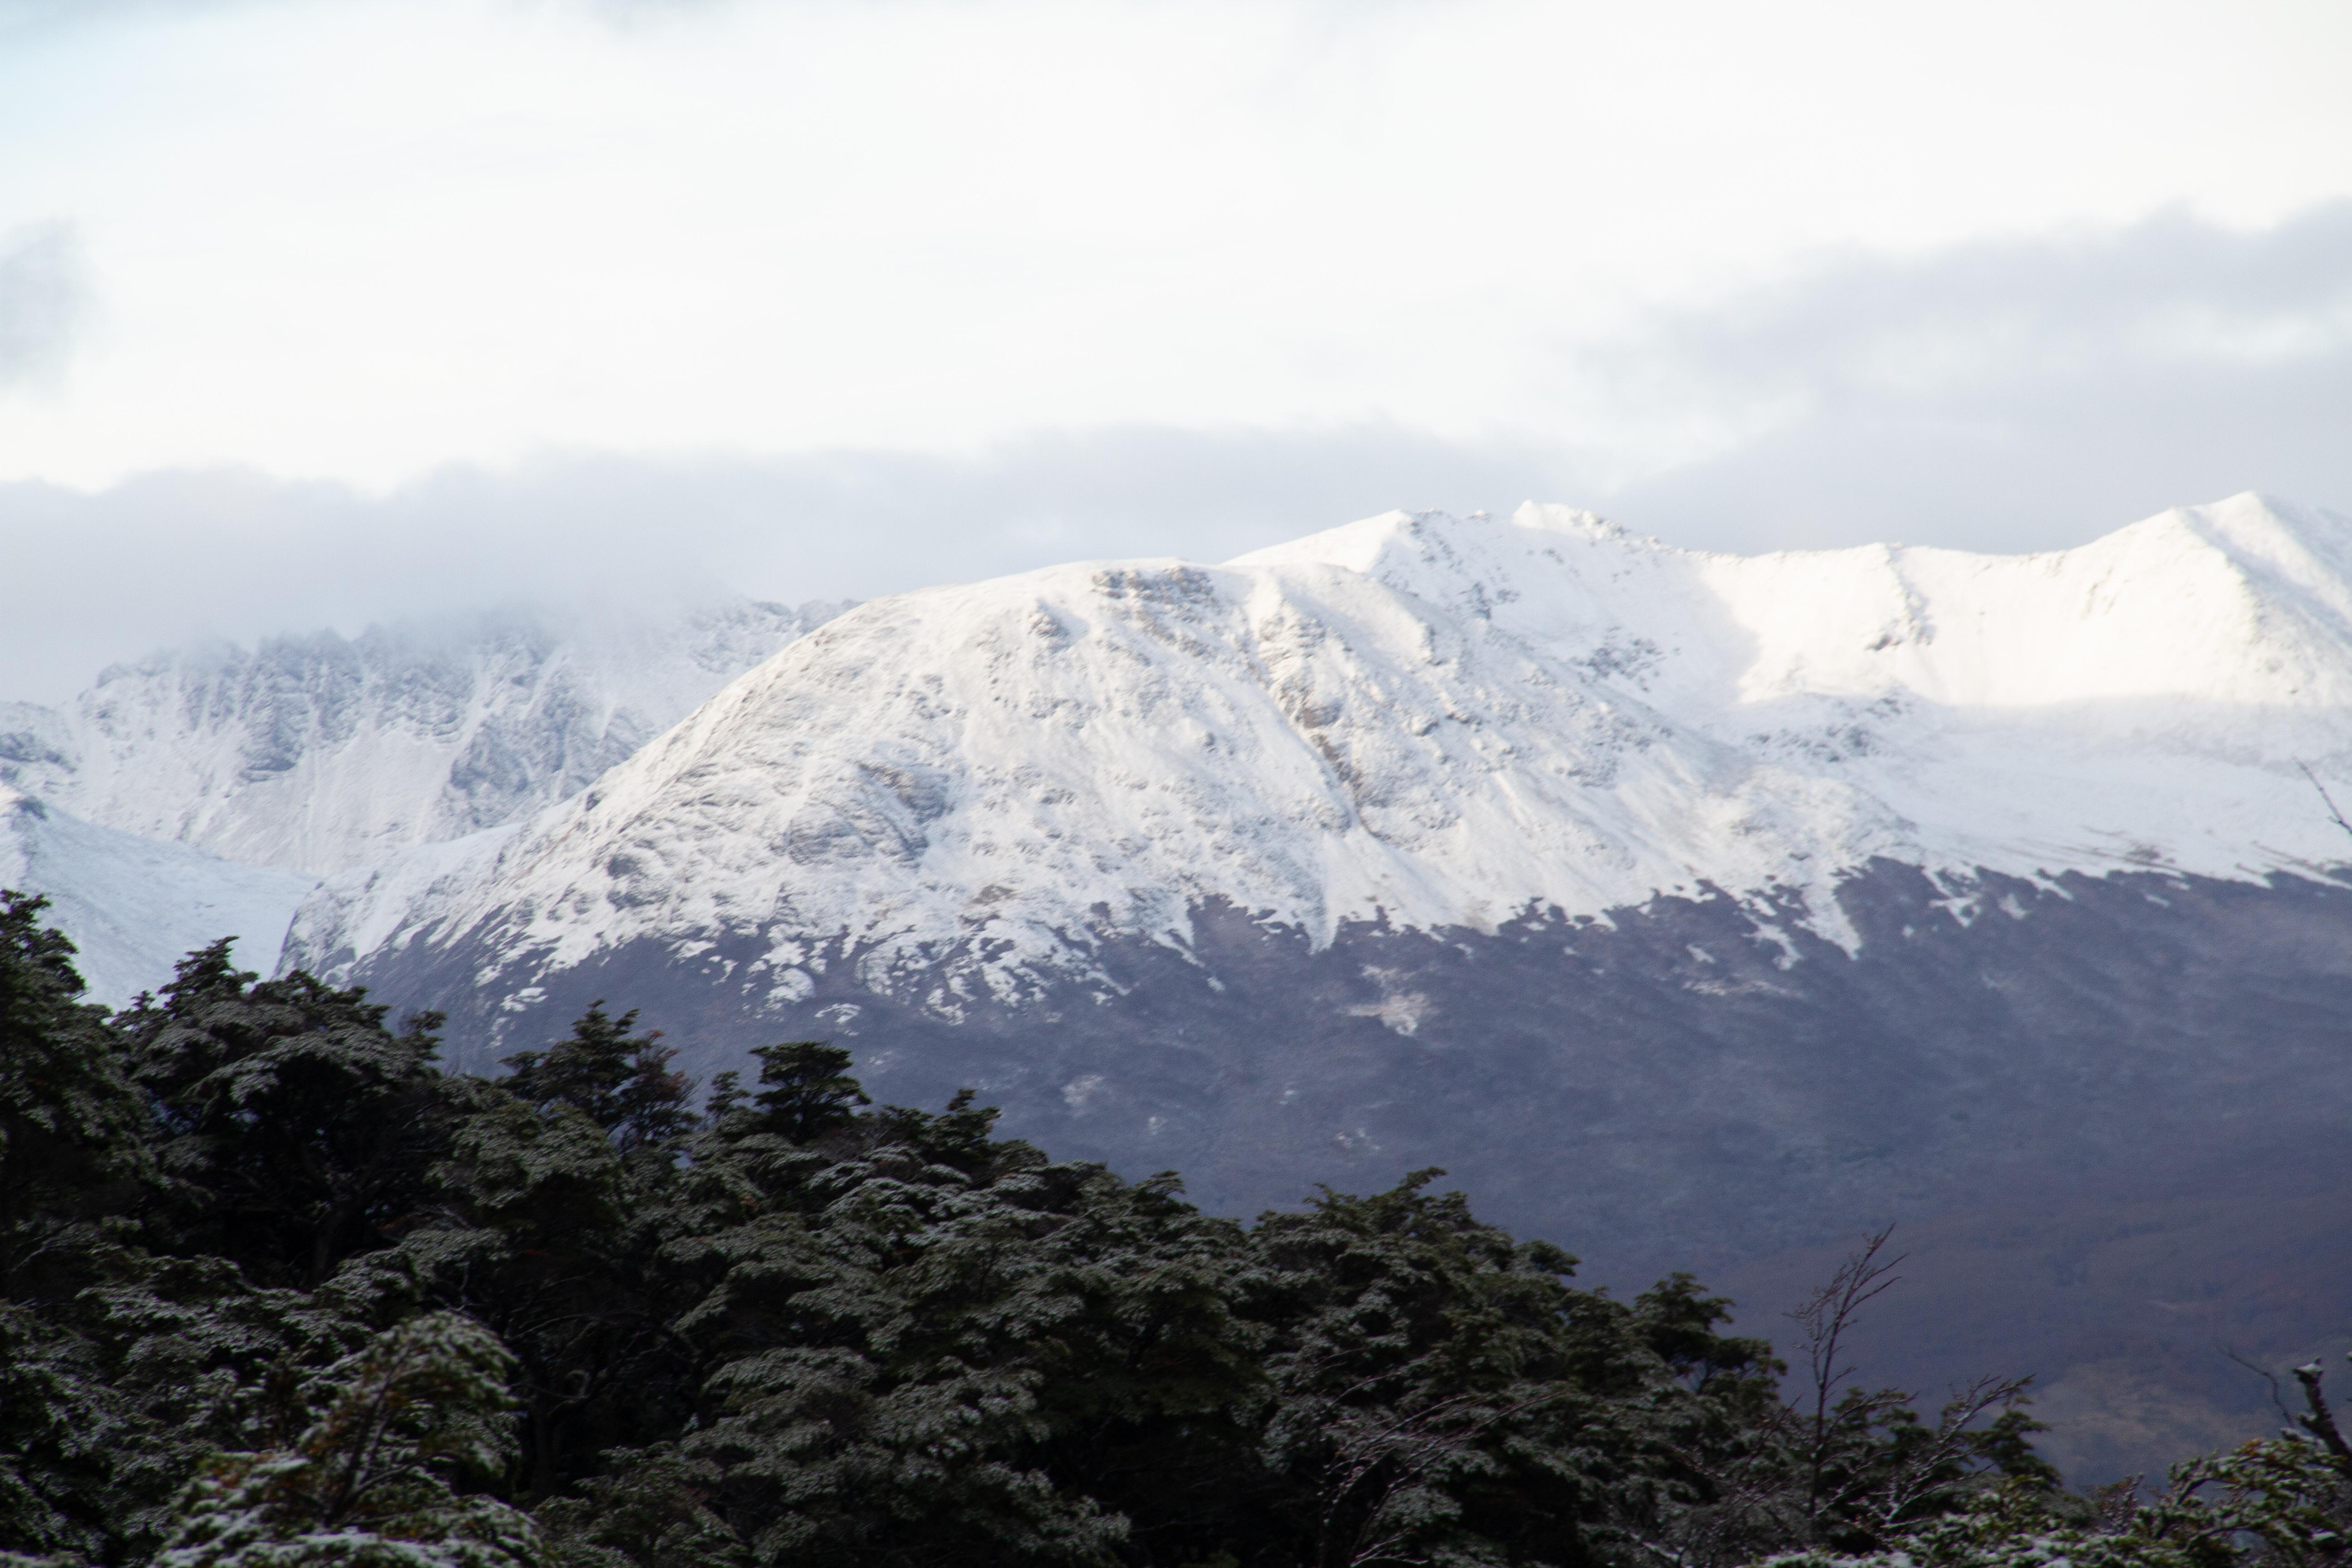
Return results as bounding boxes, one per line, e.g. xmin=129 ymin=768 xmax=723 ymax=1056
xmin=0 ymin=788 xmax=317 ymax=1006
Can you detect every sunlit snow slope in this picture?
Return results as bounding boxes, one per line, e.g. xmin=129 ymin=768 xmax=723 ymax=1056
xmin=289 ymin=492 xmax=2352 ymax=1004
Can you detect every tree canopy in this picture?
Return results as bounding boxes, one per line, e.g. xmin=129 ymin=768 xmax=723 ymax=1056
xmin=0 ymin=891 xmax=2341 ymax=1568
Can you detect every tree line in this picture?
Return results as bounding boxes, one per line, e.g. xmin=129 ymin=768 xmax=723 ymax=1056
xmin=1 ymin=890 xmax=2345 ymax=1568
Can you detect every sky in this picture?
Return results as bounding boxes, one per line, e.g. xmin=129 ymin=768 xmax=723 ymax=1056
xmin=3 ymin=0 xmax=2352 ymax=698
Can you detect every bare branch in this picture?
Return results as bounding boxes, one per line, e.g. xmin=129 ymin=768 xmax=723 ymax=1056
xmin=1310 ymin=1383 xmax=1576 ymax=1568
xmin=2220 ymin=1343 xmax=2293 ymax=1429
xmin=2295 ymin=760 xmax=2352 ymax=845
xmin=1786 ymin=1225 xmax=1906 ymax=1526
xmin=1864 ymin=1374 xmax=2035 ymax=1532
xmin=2291 ymin=1358 xmax=2352 ymax=1484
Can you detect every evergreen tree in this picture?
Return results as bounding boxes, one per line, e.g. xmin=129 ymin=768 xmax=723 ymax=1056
xmin=122 ymin=947 xmax=453 ymax=1288
xmin=354 ymin=1011 xmax=701 ymax=1504
xmin=647 ymin=1068 xmax=1153 ymax=1568
xmin=0 ymin=891 xmax=148 ymax=1301
xmin=0 ymin=1296 xmax=135 ymax=1562
xmin=1242 ymin=1170 xmax=1761 ymax=1568
xmin=81 ymin=1251 xmax=380 ymax=1561
xmin=497 ymin=1007 xmax=695 ymax=1164
xmin=735 ymin=1042 xmax=868 ymax=1146
xmin=0 ymin=912 xmax=2130 ymax=1568
xmin=0 ymin=892 xmax=151 ymax=1561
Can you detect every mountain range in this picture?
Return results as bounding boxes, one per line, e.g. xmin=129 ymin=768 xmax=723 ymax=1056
xmin=7 ymin=493 xmax=2351 ymax=1480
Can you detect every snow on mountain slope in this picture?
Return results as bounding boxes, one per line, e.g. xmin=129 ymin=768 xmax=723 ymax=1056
xmin=287 ymin=493 xmax=2352 ymax=1009
xmin=0 ymin=596 xmax=851 ymax=874
xmin=1 ymin=788 xmax=317 ymax=1008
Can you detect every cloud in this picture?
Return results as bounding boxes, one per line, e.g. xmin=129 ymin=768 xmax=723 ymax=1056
xmin=0 ymin=0 xmax=276 ymax=43
xmin=0 ymin=425 xmax=1584 ymax=702
xmin=5 ymin=205 xmax=2350 ymax=705
xmin=1585 ymin=203 xmax=2352 ymax=554
xmin=0 ymin=223 xmax=88 ymax=392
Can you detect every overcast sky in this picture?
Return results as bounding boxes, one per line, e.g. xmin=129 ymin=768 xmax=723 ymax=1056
xmin=4 ymin=0 xmax=2352 ymax=698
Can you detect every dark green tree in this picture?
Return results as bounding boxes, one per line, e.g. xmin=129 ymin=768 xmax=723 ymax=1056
xmin=0 ymin=1295 xmax=134 ymax=1562
xmin=498 ymin=1005 xmax=696 ymax=1164
xmin=735 ymin=1041 xmax=868 ymax=1145
xmin=0 ymin=892 xmax=151 ymax=1561
xmin=122 ymin=946 xmax=453 ymax=1288
xmin=649 ymin=1084 xmax=1126 ymax=1566
xmin=351 ymin=1004 xmax=708 ymax=1503
xmin=0 ymin=911 xmax=2098 ymax=1568
xmin=0 ymin=891 xmax=148 ymax=1301
xmin=1242 ymin=1170 xmax=1744 ymax=1568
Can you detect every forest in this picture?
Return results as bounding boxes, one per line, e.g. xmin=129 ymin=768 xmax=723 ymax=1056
xmin=2 ymin=887 xmax=2347 ymax=1568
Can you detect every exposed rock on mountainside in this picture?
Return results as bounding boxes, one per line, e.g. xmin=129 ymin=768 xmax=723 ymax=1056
xmin=0 ymin=596 xmax=851 ymax=874
xmin=0 ymin=595 xmax=850 ymax=999
xmin=332 ymin=858 xmax=2352 ymax=1480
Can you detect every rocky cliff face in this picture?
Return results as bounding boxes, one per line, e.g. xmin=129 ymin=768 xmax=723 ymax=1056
xmin=314 ymin=855 xmax=2352 ymax=1481
xmin=0 ymin=595 xmax=850 ymax=999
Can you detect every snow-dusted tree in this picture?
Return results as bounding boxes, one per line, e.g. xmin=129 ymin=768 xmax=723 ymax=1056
xmin=497 ymin=1004 xmax=696 ymax=1164
xmin=160 ymin=1312 xmax=541 ymax=1568
xmin=1756 ymin=1355 xmax=2352 ymax=1568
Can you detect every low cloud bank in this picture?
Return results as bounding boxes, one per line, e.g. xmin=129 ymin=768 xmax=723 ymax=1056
xmin=0 ymin=429 xmax=1583 ymax=702
xmin=5 ymin=204 xmax=2348 ymax=703
xmin=1599 ymin=202 xmax=2352 ymax=554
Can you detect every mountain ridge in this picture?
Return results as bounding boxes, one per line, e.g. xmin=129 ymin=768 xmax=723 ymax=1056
xmin=286 ymin=491 xmax=2352 ymax=1009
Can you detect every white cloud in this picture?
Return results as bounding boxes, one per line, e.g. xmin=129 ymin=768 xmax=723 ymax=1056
xmin=0 ymin=222 xmax=86 ymax=390
xmin=1591 ymin=204 xmax=2352 ymax=552
xmin=0 ymin=424 xmax=1582 ymax=700
xmin=6 ymin=202 xmax=2350 ymax=702
xmin=2 ymin=0 xmax=2350 ymax=484
xmin=3 ymin=4 xmax=2351 ymax=701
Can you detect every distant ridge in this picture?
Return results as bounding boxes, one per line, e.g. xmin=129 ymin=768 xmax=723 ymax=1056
xmin=0 ymin=595 xmax=851 ymax=875
xmin=0 ymin=594 xmax=851 ymax=999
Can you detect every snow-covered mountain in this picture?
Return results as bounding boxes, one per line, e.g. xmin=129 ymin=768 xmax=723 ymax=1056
xmin=273 ymin=494 xmax=2352 ymax=1485
xmin=0 ymin=594 xmax=850 ymax=1001
xmin=0 ymin=596 xmax=850 ymax=875
xmin=1 ymin=787 xmax=315 ymax=1007
xmin=16 ymin=495 xmax=2352 ymax=1477
xmin=290 ymin=492 xmax=2352 ymax=1004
